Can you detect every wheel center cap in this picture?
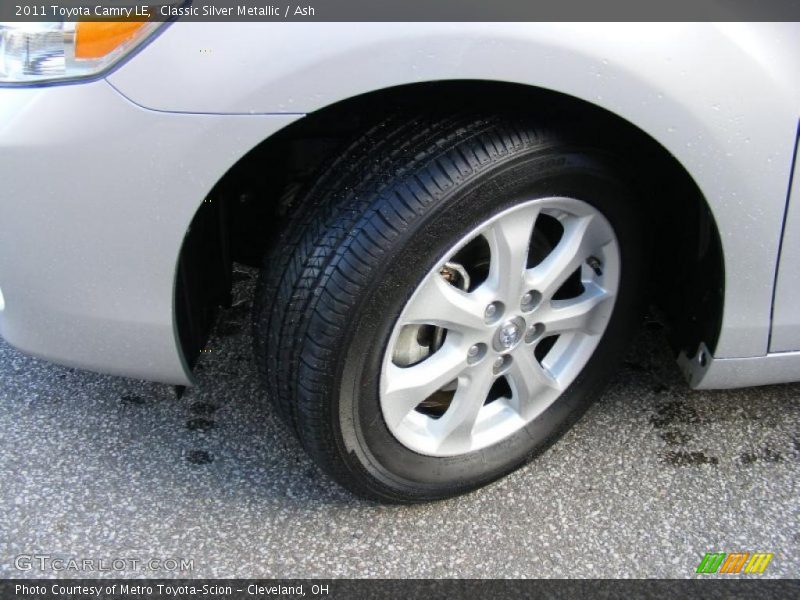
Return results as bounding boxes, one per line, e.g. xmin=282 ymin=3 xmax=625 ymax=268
xmin=497 ymin=320 xmax=522 ymax=350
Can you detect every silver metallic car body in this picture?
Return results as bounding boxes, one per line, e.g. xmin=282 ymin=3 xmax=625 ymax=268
xmin=0 ymin=22 xmax=798 ymax=388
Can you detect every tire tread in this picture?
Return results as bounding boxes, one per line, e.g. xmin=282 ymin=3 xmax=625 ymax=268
xmin=255 ymin=111 xmax=565 ymax=499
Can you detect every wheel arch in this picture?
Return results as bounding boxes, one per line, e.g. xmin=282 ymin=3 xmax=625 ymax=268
xmin=174 ymin=80 xmax=725 ymax=374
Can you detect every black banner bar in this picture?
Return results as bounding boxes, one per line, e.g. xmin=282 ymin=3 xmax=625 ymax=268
xmin=2 ymin=579 xmax=799 ymax=600
xmin=2 ymin=0 xmax=800 ymax=22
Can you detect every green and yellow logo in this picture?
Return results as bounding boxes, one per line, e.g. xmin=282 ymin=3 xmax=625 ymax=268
xmin=696 ymin=552 xmax=773 ymax=574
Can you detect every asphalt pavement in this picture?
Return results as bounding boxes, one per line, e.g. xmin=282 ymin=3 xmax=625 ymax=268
xmin=1 ymin=267 xmax=798 ymax=579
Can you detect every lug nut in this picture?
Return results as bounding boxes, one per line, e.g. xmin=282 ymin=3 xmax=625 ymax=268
xmin=484 ymin=301 xmax=504 ymax=323
xmin=492 ymin=355 xmax=512 ymax=374
xmin=521 ymin=290 xmax=542 ymax=312
xmin=525 ymin=323 xmax=545 ymax=344
xmin=467 ymin=343 xmax=486 ymax=364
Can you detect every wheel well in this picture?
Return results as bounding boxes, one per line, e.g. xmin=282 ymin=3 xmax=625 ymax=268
xmin=175 ymin=80 xmax=724 ymax=371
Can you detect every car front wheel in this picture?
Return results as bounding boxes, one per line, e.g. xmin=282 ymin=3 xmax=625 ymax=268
xmin=255 ymin=111 xmax=645 ymax=502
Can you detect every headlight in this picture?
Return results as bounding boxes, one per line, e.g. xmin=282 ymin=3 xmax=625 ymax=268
xmin=0 ymin=21 xmax=164 ymax=84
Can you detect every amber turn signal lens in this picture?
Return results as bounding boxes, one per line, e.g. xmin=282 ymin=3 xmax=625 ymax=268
xmin=74 ymin=22 xmax=147 ymax=60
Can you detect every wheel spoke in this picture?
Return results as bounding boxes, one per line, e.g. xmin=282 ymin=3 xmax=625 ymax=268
xmin=382 ymin=342 xmax=467 ymax=429
xmin=403 ymin=272 xmax=485 ymax=333
xmin=484 ymin=205 xmax=540 ymax=301
xmin=526 ymin=214 xmax=614 ymax=298
xmin=539 ymin=283 xmax=613 ymax=336
xmin=433 ymin=363 xmax=497 ymax=454
xmin=507 ymin=346 xmax=560 ymax=420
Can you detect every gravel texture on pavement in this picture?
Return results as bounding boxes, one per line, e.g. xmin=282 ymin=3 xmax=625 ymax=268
xmin=1 ymin=267 xmax=798 ymax=579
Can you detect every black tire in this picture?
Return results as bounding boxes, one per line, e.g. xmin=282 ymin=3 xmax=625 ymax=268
xmin=254 ymin=111 xmax=645 ymax=502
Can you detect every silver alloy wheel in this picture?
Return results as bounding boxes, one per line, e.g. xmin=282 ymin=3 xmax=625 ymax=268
xmin=380 ymin=197 xmax=620 ymax=457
